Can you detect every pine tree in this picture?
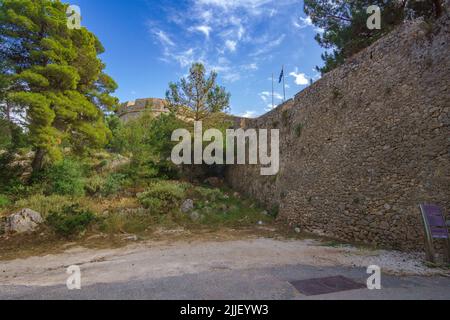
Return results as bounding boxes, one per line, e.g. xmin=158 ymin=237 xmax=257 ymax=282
xmin=165 ymin=63 xmax=230 ymax=123
xmin=304 ymin=0 xmax=445 ymax=74
xmin=0 ymin=0 xmax=118 ymax=172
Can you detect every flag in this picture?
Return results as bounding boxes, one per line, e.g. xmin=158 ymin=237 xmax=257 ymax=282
xmin=278 ymin=67 xmax=284 ymax=83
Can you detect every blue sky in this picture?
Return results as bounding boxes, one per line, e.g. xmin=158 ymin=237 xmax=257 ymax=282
xmin=71 ymin=0 xmax=325 ymax=118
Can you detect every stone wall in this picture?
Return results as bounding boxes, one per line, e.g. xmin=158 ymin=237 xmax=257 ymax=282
xmin=225 ymin=16 xmax=450 ymax=251
xmin=117 ymin=98 xmax=169 ymax=122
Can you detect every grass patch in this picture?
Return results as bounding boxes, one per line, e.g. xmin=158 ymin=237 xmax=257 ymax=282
xmin=0 ymin=194 xmax=10 ymax=208
xmin=13 ymin=194 xmax=76 ymax=218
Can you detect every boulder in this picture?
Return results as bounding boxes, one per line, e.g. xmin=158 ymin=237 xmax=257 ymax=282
xmin=5 ymin=209 xmax=43 ymax=234
xmin=181 ymin=199 xmax=194 ymax=213
xmin=190 ymin=211 xmax=201 ymax=221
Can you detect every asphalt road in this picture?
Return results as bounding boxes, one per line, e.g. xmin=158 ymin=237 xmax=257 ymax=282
xmin=2 ymin=263 xmax=450 ymax=300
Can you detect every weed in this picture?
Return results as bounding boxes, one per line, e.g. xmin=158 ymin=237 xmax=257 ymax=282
xmin=294 ymin=123 xmax=304 ymax=138
xmin=0 ymin=194 xmax=10 ymax=208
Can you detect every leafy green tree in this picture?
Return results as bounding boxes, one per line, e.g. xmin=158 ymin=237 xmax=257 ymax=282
xmin=304 ymin=0 xmax=445 ymax=74
xmin=0 ymin=0 xmax=118 ymax=172
xmin=110 ymin=112 xmax=186 ymax=180
xmin=165 ymin=63 xmax=230 ymax=123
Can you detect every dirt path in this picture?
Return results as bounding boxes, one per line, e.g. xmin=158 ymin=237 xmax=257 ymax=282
xmin=1 ymin=236 xmax=447 ymax=288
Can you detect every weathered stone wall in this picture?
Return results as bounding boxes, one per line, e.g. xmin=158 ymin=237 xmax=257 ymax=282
xmin=225 ymin=16 xmax=450 ymax=251
xmin=117 ymin=98 xmax=169 ymax=122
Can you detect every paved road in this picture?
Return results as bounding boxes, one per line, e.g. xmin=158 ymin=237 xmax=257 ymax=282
xmin=1 ymin=264 xmax=450 ymax=300
xmin=1 ymin=238 xmax=449 ymax=300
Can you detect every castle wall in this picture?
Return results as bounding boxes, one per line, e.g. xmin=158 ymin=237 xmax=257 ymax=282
xmin=225 ymin=17 xmax=450 ymax=251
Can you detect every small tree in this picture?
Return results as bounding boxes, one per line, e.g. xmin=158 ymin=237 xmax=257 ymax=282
xmin=165 ymin=63 xmax=231 ymax=123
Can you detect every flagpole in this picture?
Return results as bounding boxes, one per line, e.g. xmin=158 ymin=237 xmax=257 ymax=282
xmin=282 ymin=65 xmax=286 ymax=102
xmin=272 ymin=73 xmax=274 ymax=109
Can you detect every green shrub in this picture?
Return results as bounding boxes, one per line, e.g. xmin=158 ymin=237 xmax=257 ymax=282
xmin=138 ymin=180 xmax=188 ymax=213
xmin=85 ymin=175 xmax=106 ymax=196
xmin=43 ymin=159 xmax=85 ymax=196
xmin=85 ymin=173 xmax=128 ymax=197
xmin=192 ymin=187 xmax=226 ymax=202
xmin=46 ymin=204 xmax=96 ymax=237
xmin=102 ymin=173 xmax=127 ymax=196
xmin=0 ymin=194 xmax=10 ymax=208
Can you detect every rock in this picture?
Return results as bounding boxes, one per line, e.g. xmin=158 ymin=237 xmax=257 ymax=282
xmin=181 ymin=199 xmax=194 ymax=213
xmin=294 ymin=227 xmax=301 ymax=234
xmin=190 ymin=211 xmax=201 ymax=221
xmin=257 ymin=221 xmax=264 ymax=225
xmin=5 ymin=209 xmax=43 ymax=234
xmin=122 ymin=234 xmax=138 ymax=241
xmin=261 ymin=210 xmax=269 ymax=216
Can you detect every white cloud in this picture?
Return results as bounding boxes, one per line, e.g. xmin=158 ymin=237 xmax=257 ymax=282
xmin=244 ymin=63 xmax=258 ymax=71
xmin=225 ymin=40 xmax=237 ymax=52
xmin=240 ymin=110 xmax=258 ymax=118
xmin=265 ymin=103 xmax=276 ymax=111
xmin=293 ymin=16 xmax=324 ymax=33
xmin=195 ymin=0 xmax=272 ymax=11
xmin=290 ymin=68 xmax=309 ymax=86
xmin=260 ymin=91 xmax=283 ymax=103
xmin=153 ymin=30 xmax=175 ymax=47
xmin=193 ymin=25 xmax=212 ymax=38
xmin=250 ymin=34 xmax=285 ymax=56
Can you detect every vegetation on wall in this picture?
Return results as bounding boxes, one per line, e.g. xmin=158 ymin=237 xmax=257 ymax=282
xmin=304 ymin=0 xmax=445 ymax=74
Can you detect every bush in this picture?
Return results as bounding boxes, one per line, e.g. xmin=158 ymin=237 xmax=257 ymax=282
xmin=14 ymin=194 xmax=74 ymax=218
xmin=192 ymin=187 xmax=226 ymax=202
xmin=85 ymin=173 xmax=128 ymax=197
xmin=42 ymin=159 xmax=85 ymax=196
xmin=84 ymin=175 xmax=106 ymax=196
xmin=0 ymin=194 xmax=10 ymax=208
xmin=138 ymin=180 xmax=189 ymax=213
xmin=102 ymin=173 xmax=127 ymax=196
xmin=46 ymin=204 xmax=96 ymax=237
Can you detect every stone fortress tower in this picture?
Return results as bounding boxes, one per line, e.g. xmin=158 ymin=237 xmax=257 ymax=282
xmin=117 ymin=98 xmax=169 ymax=122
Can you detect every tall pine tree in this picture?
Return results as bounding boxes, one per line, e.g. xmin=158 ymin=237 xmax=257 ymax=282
xmin=0 ymin=0 xmax=118 ymax=172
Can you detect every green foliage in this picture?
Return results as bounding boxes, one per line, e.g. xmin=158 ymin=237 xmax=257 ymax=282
xmin=192 ymin=187 xmax=227 ymax=202
xmin=41 ymin=159 xmax=85 ymax=196
xmin=304 ymin=0 xmax=444 ymax=74
xmin=138 ymin=180 xmax=189 ymax=213
xmin=102 ymin=173 xmax=127 ymax=196
xmin=110 ymin=113 xmax=185 ymax=181
xmin=294 ymin=123 xmax=304 ymax=138
xmin=0 ymin=119 xmax=27 ymax=150
xmin=85 ymin=172 xmax=127 ymax=197
xmin=14 ymin=194 xmax=75 ymax=218
xmin=0 ymin=0 xmax=118 ymax=172
xmin=166 ymin=63 xmax=231 ymax=122
xmin=0 ymin=194 xmax=10 ymax=208
xmin=46 ymin=204 xmax=96 ymax=237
